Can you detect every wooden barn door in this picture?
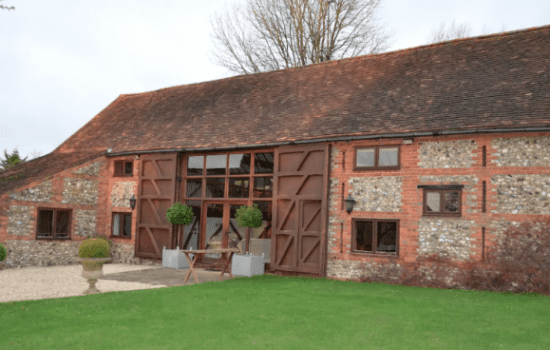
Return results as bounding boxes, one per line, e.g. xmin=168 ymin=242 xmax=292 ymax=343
xmin=271 ymin=143 xmax=329 ymax=276
xmin=135 ymin=153 xmax=178 ymax=259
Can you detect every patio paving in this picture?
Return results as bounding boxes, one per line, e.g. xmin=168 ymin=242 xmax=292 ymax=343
xmin=99 ymin=267 xmax=241 ymax=287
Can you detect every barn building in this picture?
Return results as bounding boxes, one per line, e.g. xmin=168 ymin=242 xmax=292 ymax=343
xmin=1 ymin=24 xmax=549 ymax=286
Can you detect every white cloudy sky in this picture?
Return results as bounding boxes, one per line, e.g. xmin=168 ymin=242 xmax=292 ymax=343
xmin=0 ymin=0 xmax=548 ymax=162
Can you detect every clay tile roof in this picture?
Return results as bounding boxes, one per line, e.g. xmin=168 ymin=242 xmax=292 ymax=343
xmin=2 ymin=24 xmax=550 ymax=197
xmin=0 ymin=150 xmax=104 ymax=198
xmin=54 ymin=24 xmax=550 ymax=156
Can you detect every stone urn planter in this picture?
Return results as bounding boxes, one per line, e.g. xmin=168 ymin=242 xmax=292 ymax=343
xmin=77 ymin=257 xmax=112 ymax=294
xmin=77 ymin=237 xmax=112 ymax=295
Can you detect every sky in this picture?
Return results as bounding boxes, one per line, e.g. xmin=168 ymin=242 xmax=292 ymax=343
xmin=0 ymin=0 xmax=549 ymax=163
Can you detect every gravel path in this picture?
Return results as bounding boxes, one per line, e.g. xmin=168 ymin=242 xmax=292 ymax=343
xmin=0 ymin=264 xmax=169 ymax=303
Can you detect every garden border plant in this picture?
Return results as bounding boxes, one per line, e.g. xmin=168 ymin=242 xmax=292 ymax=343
xmin=358 ymin=218 xmax=550 ymax=296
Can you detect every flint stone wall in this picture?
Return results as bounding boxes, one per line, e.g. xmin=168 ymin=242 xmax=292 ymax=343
xmin=326 ymin=258 xmax=462 ymax=288
xmin=419 ymin=175 xmax=479 ymax=213
xmin=1 ymin=240 xmax=162 ymax=269
xmin=74 ymin=209 xmax=97 ymax=236
xmin=111 ymin=181 xmax=136 ymax=208
xmin=9 ymin=180 xmax=53 ymax=202
xmin=418 ymin=140 xmax=477 ymax=168
xmin=491 ymin=174 xmax=550 ymax=214
xmin=72 ymin=161 xmax=101 ymax=176
xmin=348 ymin=176 xmax=403 ymax=212
xmin=491 ymin=137 xmax=550 ymax=167
xmin=6 ymin=205 xmax=34 ymax=236
xmin=62 ymin=178 xmax=99 ymax=205
xmin=417 ymin=218 xmax=476 ymax=260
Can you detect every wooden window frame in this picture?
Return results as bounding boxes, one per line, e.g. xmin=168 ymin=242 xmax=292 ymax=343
xmin=353 ymin=145 xmax=401 ymax=171
xmin=351 ymin=218 xmax=399 ymax=255
xmin=182 ymin=150 xmax=275 ymax=201
xmin=110 ymin=212 xmax=132 ymax=239
xmin=419 ymin=186 xmax=463 ymax=217
xmin=36 ymin=208 xmax=72 ymax=240
xmin=114 ymin=160 xmax=133 ymax=177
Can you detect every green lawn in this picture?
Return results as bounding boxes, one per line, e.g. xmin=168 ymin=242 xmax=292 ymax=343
xmin=1 ymin=275 xmax=549 ymax=350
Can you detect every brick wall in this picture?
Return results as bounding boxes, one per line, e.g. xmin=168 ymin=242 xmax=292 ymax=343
xmin=0 ymin=155 xmax=161 ymax=269
xmin=325 ymin=132 xmax=550 ymax=286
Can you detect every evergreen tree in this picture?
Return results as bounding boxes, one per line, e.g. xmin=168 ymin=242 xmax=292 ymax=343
xmin=0 ymin=148 xmax=28 ymax=172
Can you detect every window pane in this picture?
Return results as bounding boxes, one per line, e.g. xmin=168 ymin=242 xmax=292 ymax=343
xmin=254 ymin=153 xmax=274 ymax=174
xmin=254 ymin=177 xmax=273 ymax=198
xmin=377 ymin=221 xmax=397 ymax=252
xmin=205 ymin=203 xmax=224 ymax=258
xmin=123 ymin=214 xmax=132 ymax=236
xmin=228 ymin=177 xmax=250 ymax=198
xmin=444 ymin=191 xmax=460 ymax=212
xmin=426 ymin=192 xmax=440 ymax=212
xmin=357 ymin=149 xmax=375 ymax=167
xmin=356 ymin=221 xmax=373 ymax=251
xmin=187 ymin=156 xmax=204 ymax=176
xmin=206 ymin=178 xmax=225 ymax=198
xmin=115 ymin=161 xmax=123 ymax=175
xmin=252 ymin=201 xmax=272 ymax=240
xmin=229 ymin=204 xmax=247 ymax=248
xmin=38 ymin=210 xmax=53 ymax=237
xmin=379 ymin=147 xmax=398 ymax=167
xmin=206 ymin=155 xmax=226 ymax=175
xmin=186 ymin=179 xmax=202 ymax=198
xmin=55 ymin=211 xmax=70 ymax=237
xmin=112 ymin=214 xmax=120 ymax=236
xmin=229 ymin=154 xmax=251 ymax=175
xmin=124 ymin=162 xmax=133 ymax=175
xmin=182 ymin=201 xmax=201 ymax=250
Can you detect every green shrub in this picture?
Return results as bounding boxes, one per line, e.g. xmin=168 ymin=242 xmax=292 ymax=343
xmin=78 ymin=238 xmax=110 ymax=258
xmin=0 ymin=243 xmax=7 ymax=262
xmin=86 ymin=234 xmax=114 ymax=251
xmin=235 ymin=203 xmax=263 ymax=228
xmin=166 ymin=202 xmax=193 ymax=225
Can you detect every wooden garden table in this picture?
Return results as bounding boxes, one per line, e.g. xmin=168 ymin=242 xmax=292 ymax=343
xmin=181 ymin=248 xmax=241 ymax=284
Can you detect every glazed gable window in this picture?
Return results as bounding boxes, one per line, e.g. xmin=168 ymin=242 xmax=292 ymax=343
xmin=354 ymin=146 xmax=400 ymax=170
xmin=114 ymin=160 xmax=133 ymax=177
xmin=352 ymin=219 xmax=399 ymax=254
xmin=37 ymin=208 xmax=71 ymax=239
xmin=112 ymin=213 xmax=132 ymax=238
xmin=418 ymin=185 xmax=463 ymax=217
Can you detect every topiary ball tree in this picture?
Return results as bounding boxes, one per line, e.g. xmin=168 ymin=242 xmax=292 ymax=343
xmin=0 ymin=243 xmax=7 ymax=262
xmin=78 ymin=238 xmax=110 ymax=259
xmin=166 ymin=202 xmax=194 ymax=249
xmin=235 ymin=203 xmax=263 ymax=254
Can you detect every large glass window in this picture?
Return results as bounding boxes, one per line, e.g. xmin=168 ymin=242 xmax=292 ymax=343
xmin=253 ymin=177 xmax=272 ymax=198
xmin=37 ymin=209 xmax=71 ymax=239
xmin=112 ymin=213 xmax=132 ymax=238
xmin=206 ymin=178 xmax=225 ymax=198
xmin=355 ymin=146 xmax=399 ymax=170
xmin=423 ymin=190 xmax=461 ymax=216
xmin=353 ymin=219 xmax=398 ymax=254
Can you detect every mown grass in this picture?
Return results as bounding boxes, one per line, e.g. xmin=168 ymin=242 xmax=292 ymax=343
xmin=1 ymin=274 xmax=549 ymax=350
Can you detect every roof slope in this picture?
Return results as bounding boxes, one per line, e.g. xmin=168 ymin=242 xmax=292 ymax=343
xmin=0 ymin=150 xmax=104 ymax=199
xmin=55 ymin=24 xmax=550 ymax=156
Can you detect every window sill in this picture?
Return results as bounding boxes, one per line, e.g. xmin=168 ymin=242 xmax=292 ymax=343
xmin=353 ymin=167 xmax=401 ymax=171
xmin=109 ymin=235 xmax=132 ymax=239
xmin=350 ymin=251 xmax=398 ymax=257
xmin=36 ymin=237 xmax=71 ymax=241
xmin=422 ymin=214 xmax=462 ymax=218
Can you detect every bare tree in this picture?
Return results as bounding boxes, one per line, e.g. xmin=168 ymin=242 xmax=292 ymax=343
xmin=427 ymin=20 xmax=472 ymax=44
xmin=428 ymin=20 xmax=509 ymax=44
xmin=27 ymin=150 xmax=43 ymax=160
xmin=0 ymin=0 xmax=14 ymax=10
xmin=209 ymin=0 xmax=394 ymax=75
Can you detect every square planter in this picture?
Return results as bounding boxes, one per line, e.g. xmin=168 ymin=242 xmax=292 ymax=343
xmin=162 ymin=247 xmax=191 ymax=269
xmin=231 ymin=253 xmax=265 ymax=277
